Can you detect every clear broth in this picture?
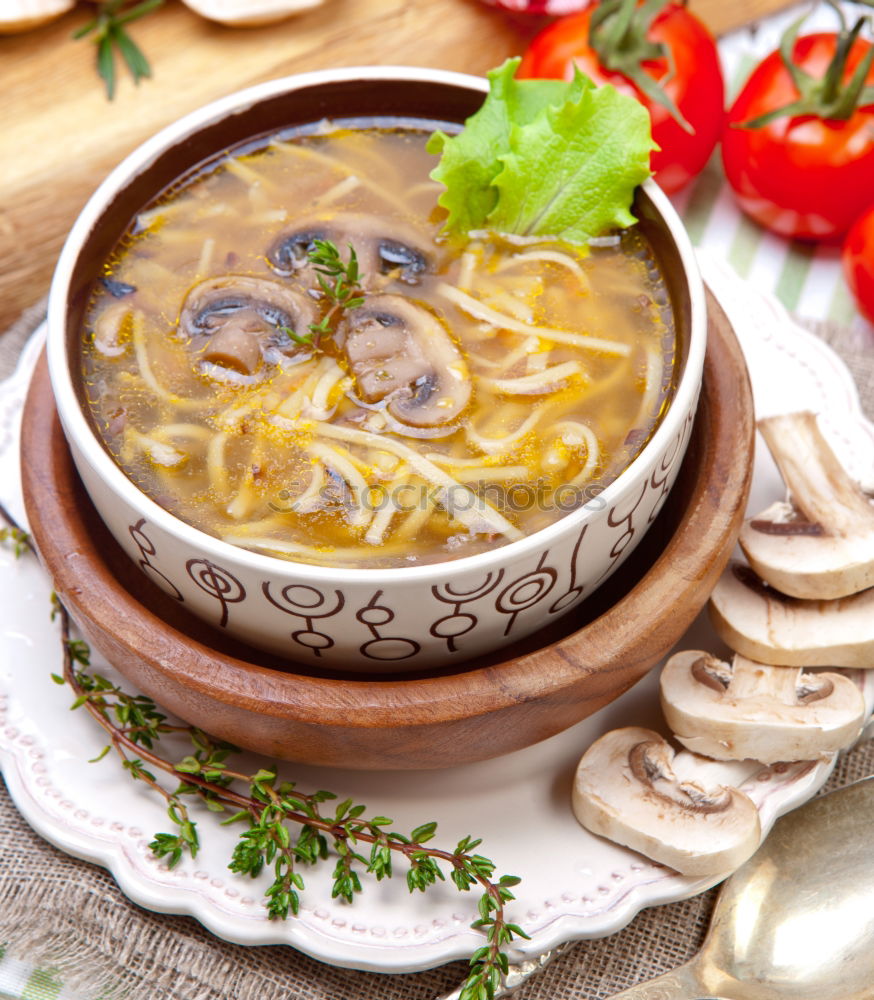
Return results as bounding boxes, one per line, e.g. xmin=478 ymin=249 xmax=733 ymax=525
xmin=81 ymin=120 xmax=676 ymax=568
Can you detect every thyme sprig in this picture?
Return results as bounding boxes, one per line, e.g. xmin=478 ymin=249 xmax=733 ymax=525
xmin=73 ymin=0 xmax=164 ymax=100
xmin=284 ymin=239 xmax=365 ymax=349
xmin=0 ymin=508 xmax=528 ymax=1000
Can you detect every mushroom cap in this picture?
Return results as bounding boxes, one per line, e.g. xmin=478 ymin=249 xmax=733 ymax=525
xmin=572 ymin=727 xmax=761 ymax=877
xmin=339 ymin=294 xmax=471 ymax=429
xmin=740 ymin=501 xmax=874 ymax=600
xmin=180 ymin=0 xmax=325 ymax=27
xmin=740 ymin=412 xmax=874 ymax=600
xmin=178 ymin=276 xmax=316 ymax=374
xmin=660 ymin=650 xmax=866 ymax=764
xmin=267 ymin=212 xmax=436 ymax=288
xmin=0 ymin=0 xmax=73 ymax=33
xmin=709 ymin=562 xmax=874 ymax=668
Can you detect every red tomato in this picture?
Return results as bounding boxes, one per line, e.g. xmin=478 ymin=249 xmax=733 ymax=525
xmin=518 ymin=3 xmax=725 ymax=193
xmin=722 ymin=33 xmax=874 ymax=242
xmin=843 ymin=206 xmax=874 ymax=325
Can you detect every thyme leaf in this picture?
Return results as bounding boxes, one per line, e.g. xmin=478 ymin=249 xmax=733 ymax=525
xmin=0 ymin=499 xmax=31 ymax=558
xmin=74 ymin=0 xmax=163 ymax=100
xmin=280 ymin=239 xmax=365 ymax=350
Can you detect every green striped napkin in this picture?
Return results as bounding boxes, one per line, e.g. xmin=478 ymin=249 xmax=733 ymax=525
xmin=0 ymin=949 xmax=80 ymax=1000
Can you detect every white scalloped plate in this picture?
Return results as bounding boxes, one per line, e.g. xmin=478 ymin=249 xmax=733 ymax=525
xmin=3 ymin=254 xmax=874 ymax=974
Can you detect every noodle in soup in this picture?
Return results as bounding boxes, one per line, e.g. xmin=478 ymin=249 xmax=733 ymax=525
xmin=81 ymin=119 xmax=676 ymax=569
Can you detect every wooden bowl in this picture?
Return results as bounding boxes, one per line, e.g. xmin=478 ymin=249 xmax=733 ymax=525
xmin=21 ymin=290 xmax=752 ymax=770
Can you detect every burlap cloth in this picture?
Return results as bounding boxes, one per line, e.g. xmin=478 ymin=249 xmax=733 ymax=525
xmin=1 ymin=301 xmax=872 ymax=1000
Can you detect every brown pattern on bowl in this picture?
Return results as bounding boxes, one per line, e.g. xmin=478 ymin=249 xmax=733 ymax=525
xmin=21 ymin=289 xmax=752 ymax=770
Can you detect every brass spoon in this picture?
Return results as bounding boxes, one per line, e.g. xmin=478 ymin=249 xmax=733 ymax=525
xmin=441 ymin=776 xmax=874 ymax=1000
xmin=607 ymin=775 xmax=874 ymax=999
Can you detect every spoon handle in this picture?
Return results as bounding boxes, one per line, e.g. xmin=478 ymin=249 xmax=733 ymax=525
xmin=605 ymin=961 xmax=709 ymax=999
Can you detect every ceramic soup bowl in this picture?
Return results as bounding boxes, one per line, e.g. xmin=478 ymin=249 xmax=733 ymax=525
xmin=46 ymin=67 xmax=706 ymax=673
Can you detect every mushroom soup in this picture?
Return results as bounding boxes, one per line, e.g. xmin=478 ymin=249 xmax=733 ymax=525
xmin=81 ymin=120 xmax=676 ymax=569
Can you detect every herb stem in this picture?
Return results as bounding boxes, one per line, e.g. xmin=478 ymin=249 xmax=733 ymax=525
xmin=0 ymin=503 xmax=527 ymax=1000
xmin=59 ymin=625 xmax=256 ymax=811
xmin=74 ymin=0 xmax=163 ymax=100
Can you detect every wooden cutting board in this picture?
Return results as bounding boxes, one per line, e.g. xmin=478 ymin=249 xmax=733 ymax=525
xmin=0 ymin=0 xmax=795 ymax=334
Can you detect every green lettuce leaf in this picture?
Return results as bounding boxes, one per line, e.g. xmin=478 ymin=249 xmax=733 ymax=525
xmin=428 ymin=58 xmax=655 ymax=246
xmin=426 ymin=59 xmax=590 ymax=235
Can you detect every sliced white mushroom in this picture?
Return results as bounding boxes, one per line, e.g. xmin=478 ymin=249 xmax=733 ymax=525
xmin=0 ymin=0 xmax=73 ymax=33
xmin=339 ymin=294 xmax=471 ymax=429
xmin=572 ymin=727 xmax=761 ymax=877
xmin=180 ymin=0 xmax=325 ymax=27
xmin=267 ymin=212 xmax=435 ymax=287
xmin=179 ymin=276 xmax=316 ymax=375
xmin=92 ymin=301 xmax=137 ymax=358
xmin=123 ymin=428 xmax=188 ymax=469
xmin=660 ymin=650 xmax=866 ymax=764
xmin=710 ymin=561 xmax=874 ymax=668
xmin=740 ymin=411 xmax=874 ymax=599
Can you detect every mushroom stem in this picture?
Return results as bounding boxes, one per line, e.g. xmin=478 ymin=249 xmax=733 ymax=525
xmin=724 ymin=656 xmax=799 ymax=703
xmin=758 ymin=412 xmax=874 ymax=537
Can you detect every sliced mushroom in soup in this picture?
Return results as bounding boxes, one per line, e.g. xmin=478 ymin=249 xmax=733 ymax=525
xmin=268 ymin=212 xmax=434 ymax=287
xmin=339 ymin=294 xmax=471 ymax=431
xmin=179 ymin=276 xmax=317 ymax=377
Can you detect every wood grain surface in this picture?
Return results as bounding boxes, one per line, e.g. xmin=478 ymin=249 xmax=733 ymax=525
xmin=1 ymin=0 xmax=795 ymax=334
xmin=20 ymin=290 xmax=753 ymax=770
